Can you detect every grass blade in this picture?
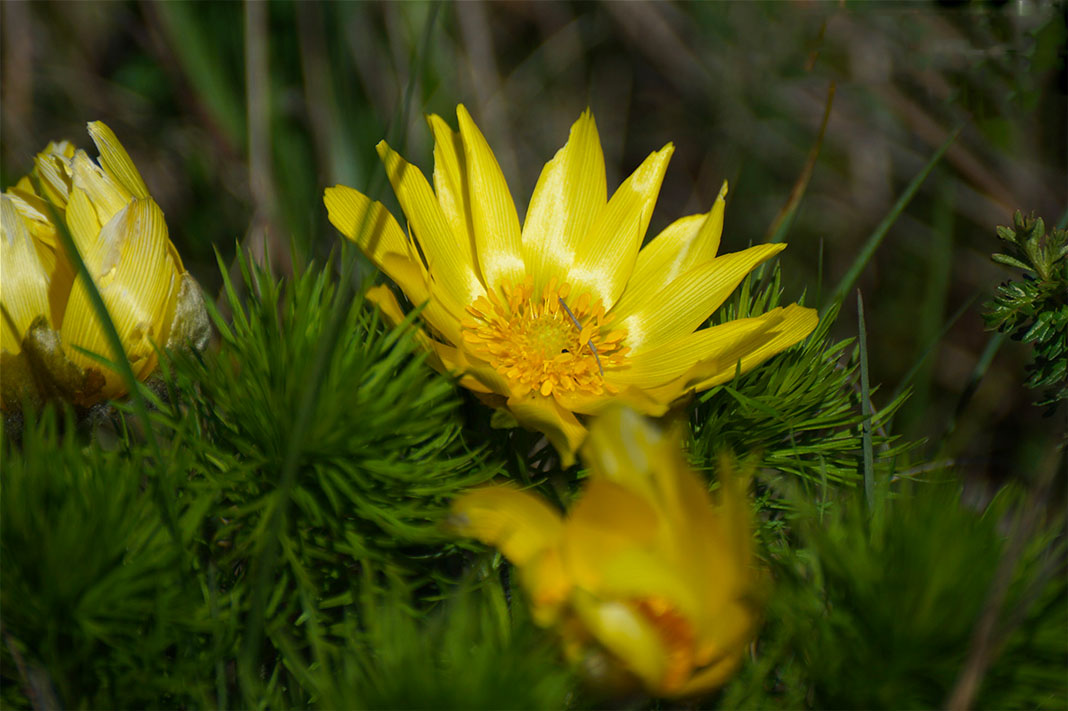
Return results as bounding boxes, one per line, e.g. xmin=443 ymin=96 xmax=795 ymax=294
xmin=857 ymin=291 xmax=875 ymax=511
xmin=824 ymin=127 xmax=961 ymax=312
xmin=766 ymin=81 xmax=836 ymax=244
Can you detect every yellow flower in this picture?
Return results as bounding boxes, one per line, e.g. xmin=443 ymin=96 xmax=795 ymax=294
xmin=325 ymin=106 xmax=817 ymax=465
xmin=449 ymin=407 xmax=760 ymax=698
xmin=1 ymin=122 xmax=208 ymax=410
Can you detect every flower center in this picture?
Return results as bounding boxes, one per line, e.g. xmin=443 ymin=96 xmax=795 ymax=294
xmin=461 ymin=276 xmax=628 ymax=398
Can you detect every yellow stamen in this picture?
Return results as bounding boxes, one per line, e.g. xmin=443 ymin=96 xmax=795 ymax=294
xmin=463 ymin=275 xmax=627 ymax=397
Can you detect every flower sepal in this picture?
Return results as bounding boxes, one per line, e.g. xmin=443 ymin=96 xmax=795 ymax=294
xmin=164 ymin=271 xmax=212 ymax=353
xmin=0 ymin=315 xmax=105 ymax=411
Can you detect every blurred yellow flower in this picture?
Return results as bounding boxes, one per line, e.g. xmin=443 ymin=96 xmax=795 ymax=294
xmin=325 ymin=106 xmax=817 ymax=465
xmin=1 ymin=122 xmax=207 ymax=410
xmin=449 ymin=408 xmax=760 ymax=698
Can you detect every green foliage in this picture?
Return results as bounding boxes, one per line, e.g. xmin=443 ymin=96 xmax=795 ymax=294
xmin=149 ymin=252 xmax=500 ymax=701
xmin=984 ymin=210 xmax=1068 ymax=409
xmin=157 ymin=250 xmax=495 ymax=573
xmin=0 ymin=409 xmax=212 ymax=709
xmin=300 ymin=577 xmax=575 ymax=710
xmin=1 ymin=255 xmax=504 ymax=709
xmin=694 ymin=266 xmax=913 ymax=492
xmin=721 ymin=479 xmax=1067 ymax=710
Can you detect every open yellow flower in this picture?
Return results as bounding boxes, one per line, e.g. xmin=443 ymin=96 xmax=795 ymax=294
xmin=450 ymin=407 xmax=760 ymax=698
xmin=325 ymin=106 xmax=817 ymax=464
xmin=1 ymin=122 xmax=208 ymax=410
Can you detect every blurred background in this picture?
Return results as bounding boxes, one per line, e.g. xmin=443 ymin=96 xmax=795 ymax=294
xmin=2 ymin=0 xmax=1064 ymax=483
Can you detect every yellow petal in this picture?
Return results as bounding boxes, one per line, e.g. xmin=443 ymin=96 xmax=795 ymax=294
xmin=617 ymin=181 xmax=728 ymax=315
xmin=1 ymin=196 xmax=52 ymax=353
xmin=365 ymin=283 xmax=409 ymax=327
xmin=377 ymin=252 xmax=465 ymax=347
xmin=615 ymin=242 xmax=786 ymax=352
xmin=643 ymin=304 xmax=819 ymax=403
xmin=456 ymin=104 xmax=525 ymax=291
xmin=505 ymin=393 xmax=587 ymax=467
xmin=5 ymin=191 xmax=60 ymax=280
xmin=376 ymin=140 xmax=485 ymax=305
xmin=520 ymin=546 xmax=573 ymax=625
xmin=426 ymin=114 xmax=481 ymax=279
xmin=688 ymin=303 xmax=818 ymax=390
xmin=567 ymin=144 xmax=673 ymax=309
xmin=70 ymin=150 xmax=132 ymax=227
xmin=449 ymin=485 xmax=564 ymax=566
xmin=366 ymin=283 xmax=496 ymax=395
xmin=561 ymin=478 xmax=659 ymax=591
xmin=65 ymin=188 xmax=103 ymax=265
xmin=7 ymin=189 xmax=57 ymax=248
xmin=60 ymin=198 xmax=179 ymax=396
xmin=591 ymin=547 xmax=704 ymax=641
xmin=552 ymin=383 xmax=669 ymax=418
xmin=521 ymin=110 xmax=606 ymax=291
xmin=32 ymin=147 xmax=74 ymax=207
xmin=606 ymin=314 xmax=778 ymax=388
xmin=571 ymin=591 xmax=670 ymax=692
xmin=325 ymin=189 xmax=466 ymax=344
xmin=324 ymin=185 xmax=418 ymax=270
xmin=86 ymin=121 xmax=150 ymax=199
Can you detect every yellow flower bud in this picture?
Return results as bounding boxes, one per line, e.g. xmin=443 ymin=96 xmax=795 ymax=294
xmin=0 ymin=122 xmax=208 ymax=411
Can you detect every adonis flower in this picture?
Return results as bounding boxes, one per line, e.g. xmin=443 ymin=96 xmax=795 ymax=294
xmin=325 ymin=106 xmax=817 ymax=464
xmin=449 ymin=408 xmax=760 ymax=697
xmin=1 ymin=122 xmax=207 ymax=410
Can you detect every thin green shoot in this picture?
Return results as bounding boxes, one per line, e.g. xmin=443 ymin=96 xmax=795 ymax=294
xmin=857 ymin=291 xmax=875 ymax=511
xmin=824 ymin=128 xmax=961 ymax=313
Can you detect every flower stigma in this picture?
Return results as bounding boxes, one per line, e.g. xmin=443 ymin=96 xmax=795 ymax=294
xmin=461 ymin=275 xmax=629 ymax=398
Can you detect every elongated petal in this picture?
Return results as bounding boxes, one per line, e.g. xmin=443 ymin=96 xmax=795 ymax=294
xmin=365 ymin=283 xmax=450 ymax=370
xmin=643 ymin=304 xmax=819 ymax=403
xmin=615 ymin=243 xmax=786 ymax=352
xmin=376 ymin=140 xmax=485 ymax=305
xmin=456 ymin=104 xmax=524 ymax=291
xmin=687 ymin=303 xmax=818 ymax=390
xmin=32 ymin=146 xmax=74 ymax=207
xmin=366 ymin=284 xmax=497 ymax=395
xmin=522 ymin=110 xmax=606 ymax=291
xmin=367 ymin=260 xmax=514 ymax=397
xmin=567 ymin=145 xmax=673 ymax=309
xmin=450 ymin=485 xmax=564 ymax=566
xmin=71 ymin=150 xmax=132 ymax=227
xmin=87 ymin=121 xmax=150 ymax=199
xmin=324 ymin=185 xmax=421 ymax=272
xmin=618 ymin=180 xmax=728 ymax=314
xmin=606 ymin=314 xmax=777 ymax=387
xmin=426 ymin=114 xmax=481 ymax=280
xmin=326 ymin=188 xmax=467 ymax=344
xmin=505 ymin=394 xmax=587 ymax=467
xmin=1 ymin=196 xmax=51 ymax=353
xmin=61 ymin=198 xmax=179 ymax=396
xmin=65 ymin=188 xmax=103 ymax=263
xmin=377 ymin=253 xmax=464 ymax=346
xmin=7 ymin=189 xmax=59 ymax=253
